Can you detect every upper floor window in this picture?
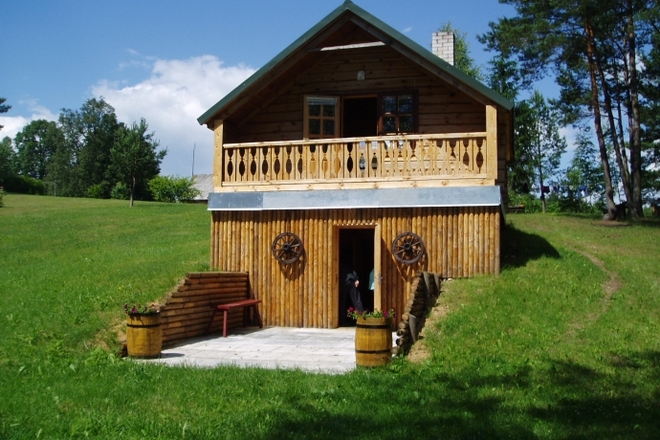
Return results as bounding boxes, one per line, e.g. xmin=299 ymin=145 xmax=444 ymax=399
xmin=304 ymin=96 xmax=339 ymax=139
xmin=379 ymin=93 xmax=416 ymax=135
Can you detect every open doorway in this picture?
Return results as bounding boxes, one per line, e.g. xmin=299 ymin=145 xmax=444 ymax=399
xmin=343 ymin=97 xmax=378 ymax=137
xmin=338 ymin=228 xmax=375 ymax=326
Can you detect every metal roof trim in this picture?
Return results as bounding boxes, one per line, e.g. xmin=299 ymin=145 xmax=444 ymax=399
xmin=208 ymin=186 xmax=502 ymax=211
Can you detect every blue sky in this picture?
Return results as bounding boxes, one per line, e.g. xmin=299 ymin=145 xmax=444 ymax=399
xmin=2 ymin=0 xmax=560 ymax=177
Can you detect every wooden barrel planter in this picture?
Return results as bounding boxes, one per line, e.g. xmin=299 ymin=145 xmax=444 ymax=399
xmin=126 ymin=314 xmax=163 ymax=359
xmin=355 ymin=317 xmax=393 ymax=367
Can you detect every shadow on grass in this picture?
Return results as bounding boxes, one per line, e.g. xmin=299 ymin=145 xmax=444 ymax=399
xmin=501 ymin=223 xmax=561 ymax=270
xmin=632 ymin=217 xmax=660 ymax=228
xmin=256 ymin=351 xmax=660 ymax=440
xmin=525 ymin=353 xmax=660 ymax=439
xmin=260 ymin=370 xmax=538 ymax=439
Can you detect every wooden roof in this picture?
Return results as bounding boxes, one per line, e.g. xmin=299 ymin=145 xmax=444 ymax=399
xmin=198 ymin=0 xmax=513 ymax=127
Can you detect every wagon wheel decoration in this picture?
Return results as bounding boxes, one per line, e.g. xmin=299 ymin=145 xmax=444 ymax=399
xmin=271 ymin=232 xmax=303 ymax=264
xmin=392 ymin=232 xmax=425 ymax=264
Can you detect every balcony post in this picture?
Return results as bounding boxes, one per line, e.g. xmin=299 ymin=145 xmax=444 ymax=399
xmin=486 ymin=105 xmax=498 ymax=181
xmin=213 ymin=119 xmax=224 ymax=190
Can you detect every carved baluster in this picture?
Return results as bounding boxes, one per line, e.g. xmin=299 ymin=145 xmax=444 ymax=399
xmin=274 ymin=146 xmax=281 ymax=179
xmin=383 ymin=140 xmax=392 ymax=177
xmin=476 ymin=138 xmax=484 ymax=173
xmin=309 ymin=143 xmax=317 ymax=179
xmin=409 ymin=140 xmax=418 ymax=176
xmin=260 ymin=147 xmax=269 ymax=181
xmin=462 ymin=139 xmax=471 ymax=173
xmin=236 ymin=148 xmax=246 ymax=181
xmin=396 ymin=139 xmax=404 ymax=176
xmin=358 ymin=141 xmax=367 ymax=177
xmin=285 ymin=145 xmax=293 ymax=179
xmin=333 ymin=143 xmax=342 ymax=178
xmin=226 ymin=149 xmax=234 ymax=182
xmin=422 ymin=139 xmax=430 ymax=176
xmin=296 ymin=145 xmax=304 ymax=179
xmin=248 ymin=147 xmax=257 ymax=181
xmin=371 ymin=140 xmax=379 ymax=177
xmin=321 ymin=144 xmax=329 ymax=178
xmin=345 ymin=142 xmax=354 ymax=177
xmin=433 ymin=139 xmax=440 ymax=174
xmin=449 ymin=139 xmax=457 ymax=175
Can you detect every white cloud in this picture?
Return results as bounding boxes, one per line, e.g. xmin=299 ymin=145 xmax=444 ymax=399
xmin=0 ymin=101 xmax=58 ymax=141
xmin=92 ymin=55 xmax=255 ymax=176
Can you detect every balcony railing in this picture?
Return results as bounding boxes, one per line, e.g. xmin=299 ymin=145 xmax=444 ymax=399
xmin=219 ymin=133 xmax=491 ymax=189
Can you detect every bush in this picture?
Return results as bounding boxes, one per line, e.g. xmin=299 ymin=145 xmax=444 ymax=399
xmin=508 ymin=193 xmax=543 ymax=213
xmin=509 ymin=191 xmax=604 ymax=215
xmin=148 ymin=176 xmax=200 ymax=203
xmin=0 ymin=187 xmax=4 ymax=207
xmin=87 ymin=184 xmax=105 ymax=199
xmin=2 ymin=175 xmax=46 ymax=195
xmin=110 ymin=182 xmax=130 ymax=200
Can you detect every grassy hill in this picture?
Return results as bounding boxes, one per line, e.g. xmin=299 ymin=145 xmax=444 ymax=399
xmin=1 ymin=194 xmax=659 ymax=439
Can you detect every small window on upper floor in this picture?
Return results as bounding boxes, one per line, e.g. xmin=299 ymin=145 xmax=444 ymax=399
xmin=304 ymin=96 xmax=340 ymax=139
xmin=378 ymin=93 xmax=417 ymax=135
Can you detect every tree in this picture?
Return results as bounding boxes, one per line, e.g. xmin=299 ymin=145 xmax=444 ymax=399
xmin=109 ymin=119 xmax=167 ymax=207
xmin=571 ymin=129 xmax=605 ymax=197
xmin=521 ymin=91 xmax=567 ymax=213
xmin=0 ymin=97 xmax=10 ymax=131
xmin=640 ymin=5 xmax=660 ymax=199
xmin=53 ymin=98 xmax=120 ymax=197
xmin=14 ymin=120 xmax=64 ymax=180
xmin=486 ymin=55 xmax=538 ymax=196
xmin=437 ymin=23 xmax=482 ymax=80
xmin=487 ymin=55 xmax=524 ymax=102
xmin=0 ymin=137 xmax=15 ymax=185
xmin=480 ymin=0 xmax=653 ymax=219
xmin=507 ymin=99 xmax=537 ymax=195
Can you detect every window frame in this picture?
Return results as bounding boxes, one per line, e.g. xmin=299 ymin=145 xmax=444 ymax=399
xmin=303 ymin=95 xmax=340 ymax=140
xmin=377 ymin=91 xmax=418 ymax=135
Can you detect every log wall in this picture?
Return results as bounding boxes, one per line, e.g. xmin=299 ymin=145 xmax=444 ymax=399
xmin=211 ymin=206 xmax=500 ymax=329
xmin=159 ymin=272 xmax=254 ymax=348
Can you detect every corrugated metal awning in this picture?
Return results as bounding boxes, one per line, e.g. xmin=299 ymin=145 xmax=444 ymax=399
xmin=208 ymin=186 xmax=501 ymax=211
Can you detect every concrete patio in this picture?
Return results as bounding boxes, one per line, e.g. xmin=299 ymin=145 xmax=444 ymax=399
xmin=144 ymin=326 xmax=396 ymax=374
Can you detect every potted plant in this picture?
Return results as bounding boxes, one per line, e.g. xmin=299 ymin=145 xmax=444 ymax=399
xmin=347 ymin=307 xmax=395 ymax=367
xmin=124 ymin=303 xmax=162 ymax=359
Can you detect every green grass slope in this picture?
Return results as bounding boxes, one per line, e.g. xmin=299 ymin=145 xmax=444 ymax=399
xmin=1 ymin=194 xmax=659 ymax=439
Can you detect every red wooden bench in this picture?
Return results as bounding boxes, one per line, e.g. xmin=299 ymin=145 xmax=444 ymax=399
xmin=205 ymin=299 xmax=263 ymax=337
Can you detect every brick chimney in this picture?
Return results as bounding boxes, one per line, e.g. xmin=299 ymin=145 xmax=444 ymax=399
xmin=432 ymin=31 xmax=455 ymax=65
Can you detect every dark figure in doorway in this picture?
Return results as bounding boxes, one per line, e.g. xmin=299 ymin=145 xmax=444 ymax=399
xmin=345 ymin=271 xmax=364 ymax=312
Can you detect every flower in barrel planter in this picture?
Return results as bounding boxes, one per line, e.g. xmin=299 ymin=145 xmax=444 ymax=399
xmin=124 ymin=302 xmax=162 ymax=358
xmin=347 ymin=307 xmax=395 ymax=320
xmin=348 ymin=307 xmax=396 ymax=367
xmin=124 ymin=302 xmax=160 ymax=316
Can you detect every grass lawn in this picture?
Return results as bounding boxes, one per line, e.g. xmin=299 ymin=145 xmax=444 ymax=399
xmin=1 ymin=194 xmax=659 ymax=439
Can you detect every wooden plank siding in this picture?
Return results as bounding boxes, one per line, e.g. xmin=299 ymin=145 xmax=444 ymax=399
xmin=225 ymin=45 xmax=486 ymax=144
xmin=210 ymin=206 xmax=500 ymax=329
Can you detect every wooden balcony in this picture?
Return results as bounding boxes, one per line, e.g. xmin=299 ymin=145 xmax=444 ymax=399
xmin=216 ymin=133 xmax=497 ymax=191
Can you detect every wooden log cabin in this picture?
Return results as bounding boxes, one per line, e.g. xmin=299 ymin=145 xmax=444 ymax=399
xmin=197 ymin=1 xmax=513 ymax=329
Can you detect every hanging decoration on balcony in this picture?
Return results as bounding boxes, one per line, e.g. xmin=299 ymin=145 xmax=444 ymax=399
xmin=392 ymin=232 xmax=425 ymax=264
xmin=271 ymin=232 xmax=304 ymax=264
